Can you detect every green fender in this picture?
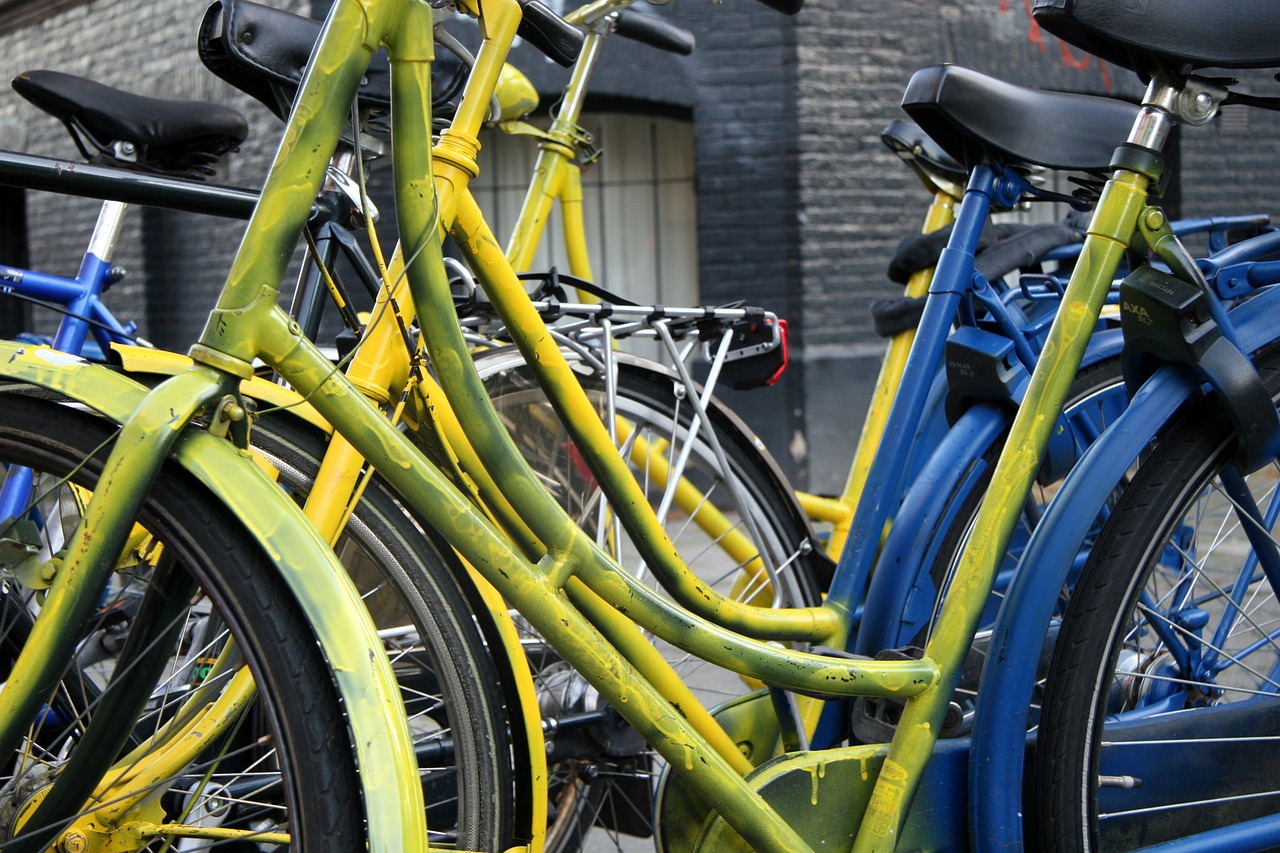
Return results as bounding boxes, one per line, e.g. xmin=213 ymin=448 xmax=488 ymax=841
xmin=110 ymin=343 xmax=548 ymax=844
xmin=0 ymin=342 xmax=429 ymax=849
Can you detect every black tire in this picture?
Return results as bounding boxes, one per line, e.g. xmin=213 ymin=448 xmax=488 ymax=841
xmin=1033 ymin=344 xmax=1280 ymax=851
xmin=475 ymin=348 xmax=824 ymax=852
xmin=252 ymin=413 xmax=515 ymax=850
xmin=0 ymin=392 xmax=362 ymax=851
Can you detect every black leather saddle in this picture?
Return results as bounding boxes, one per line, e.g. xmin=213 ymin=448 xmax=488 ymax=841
xmin=197 ymin=0 xmax=467 ymax=123
xmin=900 ymin=64 xmax=1139 ymax=174
xmin=11 ymin=69 xmax=248 ymax=178
xmin=1033 ymin=0 xmax=1280 ymax=73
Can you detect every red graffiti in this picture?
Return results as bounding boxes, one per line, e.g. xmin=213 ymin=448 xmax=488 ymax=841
xmin=1001 ymin=0 xmax=1112 ymax=91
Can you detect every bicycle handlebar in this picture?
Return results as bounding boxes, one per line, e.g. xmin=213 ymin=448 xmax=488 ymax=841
xmin=517 ymin=0 xmax=585 ymax=66
xmin=614 ymin=10 xmax=695 ymax=55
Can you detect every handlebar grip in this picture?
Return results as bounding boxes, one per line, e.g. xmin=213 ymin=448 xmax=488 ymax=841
xmin=755 ymin=0 xmax=804 ymax=14
xmin=516 ymin=0 xmax=584 ymax=67
xmin=614 ymin=10 xmax=695 ymax=56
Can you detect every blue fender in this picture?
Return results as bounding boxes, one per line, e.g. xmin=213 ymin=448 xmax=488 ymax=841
xmin=857 ymin=327 xmax=1126 ymax=655
xmin=855 ymin=402 xmax=1008 ymax=654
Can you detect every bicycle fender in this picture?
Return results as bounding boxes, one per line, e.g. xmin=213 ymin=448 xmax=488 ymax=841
xmin=114 ymin=342 xmax=548 ymax=844
xmin=458 ymin=560 xmax=549 ymax=850
xmin=172 ymin=427 xmax=429 ymax=850
xmin=967 ymin=364 xmax=1197 ymax=850
xmin=853 ymin=402 xmax=1008 ymax=655
xmin=110 ymin=343 xmax=330 ymax=432
xmin=0 ymin=342 xmax=430 ymax=850
xmin=856 ymin=330 xmax=1124 ymax=656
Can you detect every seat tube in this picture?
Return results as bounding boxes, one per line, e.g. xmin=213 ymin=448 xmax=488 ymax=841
xmin=53 ymin=200 xmax=126 ymax=354
xmin=828 ymin=165 xmax=997 ymax=614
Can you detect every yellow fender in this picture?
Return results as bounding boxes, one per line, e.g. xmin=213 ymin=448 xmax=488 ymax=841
xmin=110 ymin=344 xmax=331 ymax=432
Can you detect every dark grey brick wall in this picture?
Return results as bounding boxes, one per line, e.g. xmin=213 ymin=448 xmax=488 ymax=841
xmin=0 ymin=0 xmax=305 ymax=349
xmin=3 ymin=0 xmax=1278 ymax=493
xmin=626 ymin=3 xmax=807 ymax=483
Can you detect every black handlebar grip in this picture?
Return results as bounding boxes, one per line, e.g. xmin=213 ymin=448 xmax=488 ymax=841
xmin=614 ymin=10 xmax=695 ymax=56
xmin=516 ymin=0 xmax=584 ymax=66
xmin=755 ymin=0 xmax=804 ymax=14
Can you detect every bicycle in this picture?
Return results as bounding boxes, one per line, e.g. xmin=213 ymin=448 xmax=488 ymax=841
xmin=249 ymin=16 xmax=1131 ymax=840
xmin=5 ymin=0 xmax=1280 ymax=851
xmin=197 ymin=5 xmax=832 ymax=847
xmin=886 ymin=5 xmax=1280 ymax=850
xmin=0 ymin=15 xmax=817 ymax=850
xmin=0 ymin=68 xmax=525 ymax=850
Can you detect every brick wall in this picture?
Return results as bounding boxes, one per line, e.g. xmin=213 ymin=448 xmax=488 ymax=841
xmin=613 ymin=3 xmax=802 ymax=483
xmin=0 ymin=0 xmax=306 ymax=348
xmin=3 ymin=0 xmax=1278 ymax=492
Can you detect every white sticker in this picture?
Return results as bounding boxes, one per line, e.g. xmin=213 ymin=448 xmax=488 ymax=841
xmin=33 ymin=348 xmax=86 ymax=367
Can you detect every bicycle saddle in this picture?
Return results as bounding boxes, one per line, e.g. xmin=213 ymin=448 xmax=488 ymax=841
xmin=880 ymin=119 xmax=967 ymax=194
xmin=197 ymin=0 xmax=483 ymax=126
xmin=199 ymin=0 xmax=396 ymax=122
xmin=900 ymin=64 xmax=1138 ymax=173
xmin=11 ymin=69 xmax=248 ymax=178
xmin=1033 ymin=0 xmax=1280 ymax=72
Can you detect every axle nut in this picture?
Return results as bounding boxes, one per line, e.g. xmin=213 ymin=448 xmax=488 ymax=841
xmin=60 ymin=832 xmax=88 ymax=853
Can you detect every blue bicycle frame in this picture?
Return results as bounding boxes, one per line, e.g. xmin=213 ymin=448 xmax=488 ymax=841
xmin=971 ymin=230 xmax=1280 ymax=851
xmin=4 ymin=201 xmax=142 ymax=356
xmin=0 ymin=197 xmax=145 ymax=524
xmin=794 ymin=137 xmax=1280 ymax=846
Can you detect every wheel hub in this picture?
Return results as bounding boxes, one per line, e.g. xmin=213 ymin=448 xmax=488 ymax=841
xmin=0 ymin=761 xmax=53 ymax=843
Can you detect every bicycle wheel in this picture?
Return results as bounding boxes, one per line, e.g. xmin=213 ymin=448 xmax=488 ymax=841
xmin=475 ymin=348 xmax=825 ymax=852
xmin=1034 ymin=344 xmax=1280 ymax=851
xmin=882 ymin=357 xmax=1127 ymax=737
xmin=251 ymin=413 xmax=514 ymax=850
xmin=0 ymin=391 xmax=362 ymax=851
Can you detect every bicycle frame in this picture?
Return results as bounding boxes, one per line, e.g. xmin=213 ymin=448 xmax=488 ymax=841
xmin=0 ymin=2 xmax=1248 ymax=853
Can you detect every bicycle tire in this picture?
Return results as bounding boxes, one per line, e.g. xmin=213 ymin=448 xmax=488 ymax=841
xmin=0 ymin=391 xmax=362 ymax=851
xmin=1033 ymin=343 xmax=1280 ymax=850
xmin=474 ymin=348 xmax=824 ymax=852
xmin=251 ymin=412 xmax=515 ymax=850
